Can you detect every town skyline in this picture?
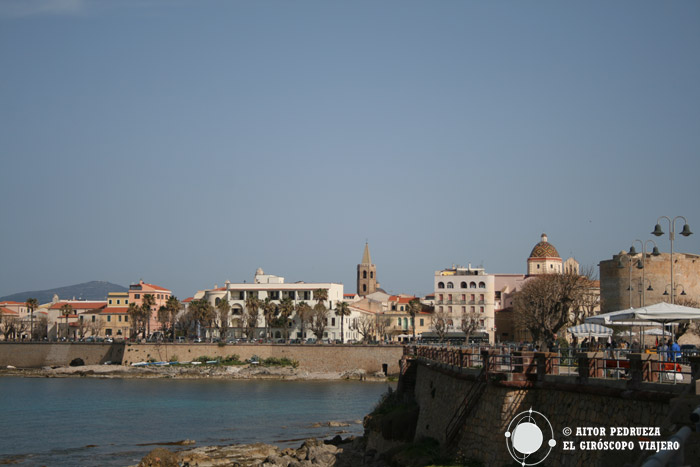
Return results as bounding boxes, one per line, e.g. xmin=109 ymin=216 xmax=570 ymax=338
xmin=2 ymin=1 xmax=699 ymax=299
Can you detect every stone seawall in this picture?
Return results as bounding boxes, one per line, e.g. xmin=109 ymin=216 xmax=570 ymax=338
xmin=404 ymin=362 xmax=699 ymax=466
xmin=0 ymin=343 xmax=403 ymax=374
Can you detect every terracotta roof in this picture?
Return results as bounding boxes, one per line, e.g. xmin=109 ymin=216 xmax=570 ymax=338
xmin=343 ymin=294 xmax=355 ymax=297
xmin=397 ymin=297 xmax=416 ymax=304
xmin=0 ymin=307 xmax=18 ymax=315
xmin=0 ymin=301 xmax=25 ymax=305
xmin=388 ymin=295 xmax=399 ymax=301
xmin=101 ymin=307 xmax=129 ymax=314
xmin=183 ymin=297 xmax=194 ymax=303
xmin=135 ymin=281 xmax=171 ymax=292
xmin=50 ymin=302 xmax=107 ymax=311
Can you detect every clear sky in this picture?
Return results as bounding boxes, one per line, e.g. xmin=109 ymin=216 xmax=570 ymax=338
xmin=1 ymin=0 xmax=699 ymax=299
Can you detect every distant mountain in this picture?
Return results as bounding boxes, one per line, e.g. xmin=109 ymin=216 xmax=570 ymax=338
xmin=0 ymin=281 xmax=128 ymax=304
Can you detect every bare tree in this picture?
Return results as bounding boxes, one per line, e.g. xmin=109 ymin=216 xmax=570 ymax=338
xmin=353 ymin=315 xmax=375 ymax=342
xmin=431 ymin=309 xmax=449 ymax=343
xmin=513 ymin=272 xmax=589 ymax=347
xmin=1 ymin=315 xmax=17 ymax=340
xmin=375 ymin=316 xmax=391 ymax=342
xmin=460 ymin=310 xmax=480 ymax=344
xmin=675 ymin=297 xmax=700 ymax=337
xmin=311 ymin=302 xmax=329 ymax=341
xmin=88 ymin=316 xmax=103 ymax=337
xmin=570 ymin=266 xmax=600 ymax=325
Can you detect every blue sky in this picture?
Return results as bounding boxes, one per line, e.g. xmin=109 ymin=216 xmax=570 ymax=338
xmin=1 ymin=0 xmax=699 ymax=299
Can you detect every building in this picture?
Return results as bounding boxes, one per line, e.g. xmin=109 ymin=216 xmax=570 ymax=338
xmin=434 ymin=265 xmax=495 ymax=343
xmin=196 ymin=269 xmax=346 ymax=341
xmin=599 ymin=251 xmax=700 ymax=312
xmin=99 ymin=292 xmax=131 ymax=339
xmin=128 ymin=280 xmax=172 ymax=336
xmin=357 ymin=242 xmax=379 ymax=296
xmin=48 ymin=301 xmax=107 ymax=340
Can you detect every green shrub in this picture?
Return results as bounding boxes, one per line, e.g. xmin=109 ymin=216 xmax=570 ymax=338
xmin=221 ymin=354 xmax=244 ymax=365
xmin=196 ymin=355 xmax=213 ymax=363
xmin=169 ymin=355 xmax=179 ymax=362
xmin=261 ymin=357 xmax=299 ymax=368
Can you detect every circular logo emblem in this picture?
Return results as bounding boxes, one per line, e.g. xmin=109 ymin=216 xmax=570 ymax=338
xmin=505 ymin=408 xmax=556 ymax=466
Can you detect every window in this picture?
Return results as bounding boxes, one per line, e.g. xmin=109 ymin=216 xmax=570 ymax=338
xmin=125 ymin=316 xmax=128 ymax=322
xmin=480 ymin=307 xmax=484 ymax=313
xmin=105 ymin=329 xmax=112 ymax=336
xmin=537 ymin=265 xmax=540 ymax=269
xmin=471 ymin=306 xmax=475 ymax=312
xmin=362 ymin=284 xmax=367 ymax=292
xmin=462 ymin=306 xmax=466 ymax=313
xmin=370 ymin=271 xmax=373 ymax=279
xmin=460 ymin=281 xmax=467 ymax=289
xmin=471 ymin=294 xmax=475 ymax=301
xmin=91 ymin=316 xmax=95 ymax=322
xmin=447 ymin=282 xmax=454 ymax=289
xmin=331 ymin=318 xmax=336 ymax=326
xmin=107 ymin=316 xmax=111 ymax=322
xmin=478 ymin=282 xmax=485 ymax=288
xmin=398 ymin=318 xmax=401 ymax=325
xmin=437 ymin=282 xmax=445 ymax=289
xmin=420 ymin=318 xmax=424 ymax=326
xmin=363 ymin=271 xmax=367 ymax=279
xmin=448 ymin=306 xmax=452 ymax=313
xmin=461 ymin=294 xmax=466 ymax=301
xmin=108 ymin=299 xmax=112 ymax=305
xmin=215 ymin=297 xmax=221 ymax=305
xmin=135 ymin=294 xmax=140 ymax=299
xmin=439 ymin=306 xmax=443 ymax=312
xmin=470 ymin=282 xmax=476 ymax=289
xmin=125 ymin=299 xmax=128 ymax=304
xmin=439 ymin=294 xmax=443 ymax=301
xmin=479 ymin=319 xmax=484 ymax=327
xmin=117 ymin=299 xmax=121 ymax=304
xmin=479 ymin=294 xmax=484 ymax=301
xmin=448 ymin=294 xmax=452 ymax=301
xmin=118 ymin=315 xmax=122 ymax=322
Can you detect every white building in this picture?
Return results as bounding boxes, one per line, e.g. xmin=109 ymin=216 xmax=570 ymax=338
xmin=434 ymin=265 xmax=495 ymax=343
xmin=196 ymin=268 xmax=347 ymax=341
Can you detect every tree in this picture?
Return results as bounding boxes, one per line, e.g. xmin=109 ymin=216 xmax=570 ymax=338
xmin=216 ymin=297 xmax=231 ymax=341
xmin=313 ymin=288 xmax=328 ymax=305
xmin=26 ymin=298 xmax=38 ymax=341
xmin=460 ymin=310 xmax=480 ymax=344
xmin=353 ymin=315 xmax=375 ymax=343
xmin=35 ymin=316 xmax=48 ymax=340
xmin=295 ymin=302 xmax=312 ymax=340
xmin=261 ymin=297 xmax=278 ymax=341
xmin=431 ymin=308 xmax=449 ymax=343
xmin=142 ymin=294 xmax=156 ymax=337
xmin=189 ymin=299 xmax=215 ymax=341
xmin=88 ymin=316 xmax=102 ymax=337
xmin=244 ymin=295 xmax=260 ymax=339
xmin=165 ymin=296 xmax=181 ymax=340
xmin=277 ymin=297 xmax=295 ymax=340
xmin=375 ymin=316 xmax=391 ymax=342
xmin=334 ymin=301 xmax=351 ymax=343
xmin=60 ymin=304 xmax=73 ymax=340
xmin=127 ymin=302 xmax=145 ymax=339
xmin=311 ymin=302 xmax=329 ymax=341
xmin=157 ymin=306 xmax=170 ymax=334
xmin=570 ymin=266 xmax=600 ymax=325
xmin=1 ymin=315 xmax=17 ymax=341
xmin=675 ymin=297 xmax=700 ymax=338
xmin=407 ymin=298 xmax=422 ymax=342
xmin=78 ymin=315 xmax=88 ymax=340
xmin=513 ymin=272 xmax=589 ymax=347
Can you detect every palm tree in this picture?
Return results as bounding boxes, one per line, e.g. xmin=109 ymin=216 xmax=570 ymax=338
xmin=59 ymin=304 xmax=73 ymax=340
xmin=278 ymin=297 xmax=295 ymax=340
xmin=335 ymin=301 xmax=351 ymax=343
xmin=262 ymin=297 xmax=278 ymax=341
xmin=244 ymin=295 xmax=260 ymax=340
xmin=313 ymin=288 xmax=328 ymax=305
xmin=26 ymin=298 xmax=38 ymax=341
xmin=407 ymin=298 xmax=422 ymax=343
xmin=295 ymin=301 xmax=312 ymax=341
xmin=127 ymin=302 xmax=143 ymax=339
xmin=165 ymin=296 xmax=181 ymax=340
xmin=142 ymin=294 xmax=156 ymax=338
xmin=216 ymin=297 xmax=231 ymax=341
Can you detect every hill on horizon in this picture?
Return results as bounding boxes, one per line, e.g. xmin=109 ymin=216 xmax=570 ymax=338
xmin=0 ymin=281 xmax=128 ymax=304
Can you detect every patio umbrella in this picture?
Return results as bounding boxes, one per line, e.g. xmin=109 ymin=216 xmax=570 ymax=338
xmin=609 ymin=302 xmax=700 ymax=343
xmin=567 ymin=323 xmax=613 ymax=338
xmin=644 ymin=328 xmax=672 ymax=337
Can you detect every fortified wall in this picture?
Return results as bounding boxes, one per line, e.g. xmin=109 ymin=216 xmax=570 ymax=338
xmin=0 ymin=343 xmax=404 ymax=374
xmin=365 ymin=351 xmax=700 ymax=466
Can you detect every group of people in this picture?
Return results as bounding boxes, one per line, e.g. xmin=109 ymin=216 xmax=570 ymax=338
xmin=657 ymin=339 xmax=682 ymax=362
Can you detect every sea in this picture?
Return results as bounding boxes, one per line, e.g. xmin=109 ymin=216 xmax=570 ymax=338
xmin=0 ymin=377 xmax=392 ymax=466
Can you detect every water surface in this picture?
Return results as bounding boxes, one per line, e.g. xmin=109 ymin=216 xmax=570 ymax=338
xmin=0 ymin=377 xmax=391 ymax=466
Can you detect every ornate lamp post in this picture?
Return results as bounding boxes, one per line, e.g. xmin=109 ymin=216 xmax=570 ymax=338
xmin=628 ymin=239 xmax=660 ymax=307
xmin=651 ymin=216 xmax=693 ymax=304
xmin=617 ymin=254 xmax=636 ymax=308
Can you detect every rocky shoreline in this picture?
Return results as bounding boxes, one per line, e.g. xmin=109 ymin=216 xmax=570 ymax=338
xmin=136 ymin=436 xmax=387 ymax=467
xmin=0 ymin=364 xmax=391 ymax=381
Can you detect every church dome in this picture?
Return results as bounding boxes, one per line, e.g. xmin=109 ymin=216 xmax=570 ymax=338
xmin=529 ymin=233 xmax=560 ymax=259
xmin=255 ymin=267 xmax=264 ymax=275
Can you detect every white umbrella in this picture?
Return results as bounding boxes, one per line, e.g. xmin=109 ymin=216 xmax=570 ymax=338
xmin=644 ymin=328 xmax=672 ymax=337
xmin=609 ymin=302 xmax=700 ymax=343
xmin=567 ymin=323 xmax=613 ymax=338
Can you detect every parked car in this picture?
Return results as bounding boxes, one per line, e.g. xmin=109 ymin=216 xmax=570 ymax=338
xmin=305 ymin=338 xmax=317 ymax=344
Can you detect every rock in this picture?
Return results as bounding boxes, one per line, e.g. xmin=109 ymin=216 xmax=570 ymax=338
xmin=69 ymin=358 xmax=85 ymax=367
xmin=327 ymin=421 xmax=350 ymax=427
xmin=138 ymin=447 xmax=179 ymax=467
xmin=6 ymin=365 xmax=16 ymax=369
xmin=175 ymin=439 xmax=196 ymax=445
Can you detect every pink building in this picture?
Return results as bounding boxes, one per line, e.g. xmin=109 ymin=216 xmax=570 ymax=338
xmin=128 ymin=280 xmax=172 ymax=336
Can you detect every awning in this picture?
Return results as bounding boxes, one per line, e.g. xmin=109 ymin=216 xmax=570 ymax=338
xmin=567 ymin=323 xmax=613 ymax=338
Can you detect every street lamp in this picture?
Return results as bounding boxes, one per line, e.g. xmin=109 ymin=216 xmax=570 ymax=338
xmin=628 ymin=239 xmax=660 ymax=307
xmin=651 ymin=216 xmax=693 ymax=304
xmin=617 ymin=254 xmax=636 ymax=308
xmin=662 ymin=284 xmax=687 ymax=299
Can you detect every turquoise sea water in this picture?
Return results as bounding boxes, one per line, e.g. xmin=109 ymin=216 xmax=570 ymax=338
xmin=0 ymin=377 xmax=391 ymax=466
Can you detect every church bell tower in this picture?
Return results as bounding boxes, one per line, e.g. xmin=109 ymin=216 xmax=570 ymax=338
xmin=357 ymin=242 xmax=377 ymax=296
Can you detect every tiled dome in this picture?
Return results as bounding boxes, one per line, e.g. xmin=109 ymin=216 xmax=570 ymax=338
xmin=529 ymin=233 xmax=560 ymax=258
